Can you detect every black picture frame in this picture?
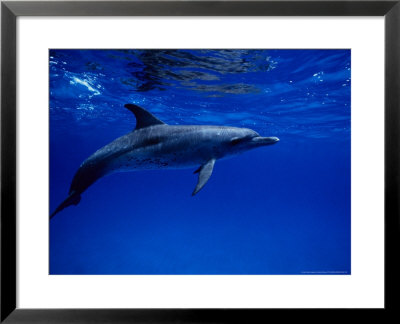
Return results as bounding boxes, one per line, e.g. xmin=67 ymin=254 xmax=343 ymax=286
xmin=1 ymin=0 xmax=399 ymax=322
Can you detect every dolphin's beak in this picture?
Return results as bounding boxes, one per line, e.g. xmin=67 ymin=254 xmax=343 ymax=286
xmin=251 ymin=136 xmax=280 ymax=145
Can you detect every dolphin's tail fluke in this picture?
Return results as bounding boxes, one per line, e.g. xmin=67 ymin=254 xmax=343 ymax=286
xmin=50 ymin=191 xmax=81 ymax=219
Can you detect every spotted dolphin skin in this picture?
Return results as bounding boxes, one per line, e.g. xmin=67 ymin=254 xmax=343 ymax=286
xmin=50 ymin=104 xmax=279 ymax=218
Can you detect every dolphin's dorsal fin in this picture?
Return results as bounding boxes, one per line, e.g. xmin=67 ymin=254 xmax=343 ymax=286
xmin=192 ymin=159 xmax=215 ymax=196
xmin=124 ymin=104 xmax=166 ymax=130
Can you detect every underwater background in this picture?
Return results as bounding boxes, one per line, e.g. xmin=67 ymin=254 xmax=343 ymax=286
xmin=49 ymin=49 xmax=351 ymax=275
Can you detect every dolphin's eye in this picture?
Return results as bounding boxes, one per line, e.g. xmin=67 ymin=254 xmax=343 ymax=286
xmin=231 ymin=137 xmax=244 ymax=145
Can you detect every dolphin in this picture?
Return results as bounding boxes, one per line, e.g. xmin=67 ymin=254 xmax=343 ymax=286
xmin=50 ymin=104 xmax=279 ymax=218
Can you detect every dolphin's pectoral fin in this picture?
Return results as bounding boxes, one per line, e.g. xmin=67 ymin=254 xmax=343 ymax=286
xmin=192 ymin=159 xmax=216 ymax=196
xmin=124 ymin=104 xmax=166 ymax=130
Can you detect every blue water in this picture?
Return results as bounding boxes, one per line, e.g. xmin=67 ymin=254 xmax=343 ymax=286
xmin=49 ymin=49 xmax=351 ymax=275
